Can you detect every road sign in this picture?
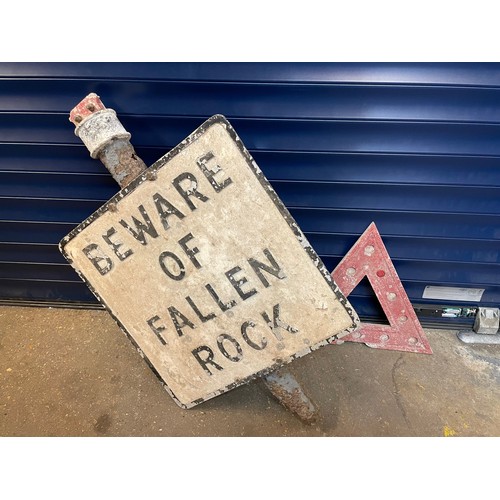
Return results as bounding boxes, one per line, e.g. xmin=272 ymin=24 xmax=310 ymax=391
xmin=60 ymin=115 xmax=359 ymax=408
xmin=331 ymin=222 xmax=432 ymax=354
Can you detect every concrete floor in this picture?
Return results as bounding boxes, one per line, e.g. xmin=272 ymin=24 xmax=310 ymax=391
xmin=0 ymin=305 xmax=499 ymax=437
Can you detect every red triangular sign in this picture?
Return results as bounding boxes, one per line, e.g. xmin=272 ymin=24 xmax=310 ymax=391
xmin=331 ymin=223 xmax=432 ymax=354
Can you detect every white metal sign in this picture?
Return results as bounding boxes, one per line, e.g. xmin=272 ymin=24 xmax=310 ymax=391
xmin=423 ymin=285 xmax=485 ymax=302
xmin=60 ymin=115 xmax=358 ymax=408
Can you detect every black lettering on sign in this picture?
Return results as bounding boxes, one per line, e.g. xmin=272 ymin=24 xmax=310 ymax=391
xmin=172 ymin=172 xmax=209 ymax=211
xmin=82 ymin=243 xmax=113 ymax=276
xmin=159 ymin=251 xmax=186 ymax=281
xmin=217 ymin=334 xmax=243 ymax=362
xmin=102 ymin=227 xmax=133 ymax=261
xmin=196 ymin=151 xmax=233 ymax=193
xmin=119 ymin=205 xmax=158 ymax=245
xmin=248 ymin=248 xmax=286 ymax=288
xmin=225 ymin=266 xmax=257 ymax=301
xmin=178 ymin=233 xmax=201 ymax=269
xmin=261 ymin=304 xmax=299 ymax=341
xmin=241 ymin=321 xmax=267 ymax=351
xmin=185 ymin=296 xmax=216 ymax=323
xmin=146 ymin=315 xmax=167 ymax=345
xmin=192 ymin=346 xmax=223 ymax=376
xmin=205 ymin=283 xmax=237 ymax=312
xmin=153 ymin=192 xmax=185 ymax=231
xmin=168 ymin=306 xmax=195 ymax=337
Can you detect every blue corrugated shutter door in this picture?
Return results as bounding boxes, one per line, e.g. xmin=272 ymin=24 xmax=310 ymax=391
xmin=1 ymin=63 xmax=499 ymax=327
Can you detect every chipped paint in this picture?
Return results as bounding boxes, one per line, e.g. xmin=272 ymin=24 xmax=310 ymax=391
xmin=75 ymin=109 xmax=131 ymax=159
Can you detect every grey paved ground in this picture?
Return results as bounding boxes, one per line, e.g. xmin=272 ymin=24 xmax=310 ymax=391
xmin=0 ymin=305 xmax=499 ymax=436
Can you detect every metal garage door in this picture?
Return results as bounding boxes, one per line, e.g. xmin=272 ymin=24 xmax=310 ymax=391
xmin=1 ymin=63 xmax=499 ymax=328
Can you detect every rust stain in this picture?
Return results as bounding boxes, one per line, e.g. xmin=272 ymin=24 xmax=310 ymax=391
xmin=98 ymin=139 xmax=147 ymax=188
xmin=265 ymin=381 xmax=319 ymax=424
xmin=117 ymin=146 xmax=147 ymax=187
xmin=263 ymin=369 xmax=319 ymax=425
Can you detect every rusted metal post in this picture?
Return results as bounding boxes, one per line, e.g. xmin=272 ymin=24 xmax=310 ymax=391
xmin=262 ymin=368 xmax=318 ymax=424
xmin=69 ymin=93 xmax=319 ymax=424
xmin=69 ymin=94 xmax=146 ymax=187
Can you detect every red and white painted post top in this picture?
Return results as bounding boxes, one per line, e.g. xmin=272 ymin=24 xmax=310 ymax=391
xmin=69 ymin=93 xmax=107 ymax=126
xmin=69 ymin=93 xmax=131 ymax=159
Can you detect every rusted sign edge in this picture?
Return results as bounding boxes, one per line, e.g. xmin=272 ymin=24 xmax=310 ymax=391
xmin=59 ymin=114 xmax=359 ymax=409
